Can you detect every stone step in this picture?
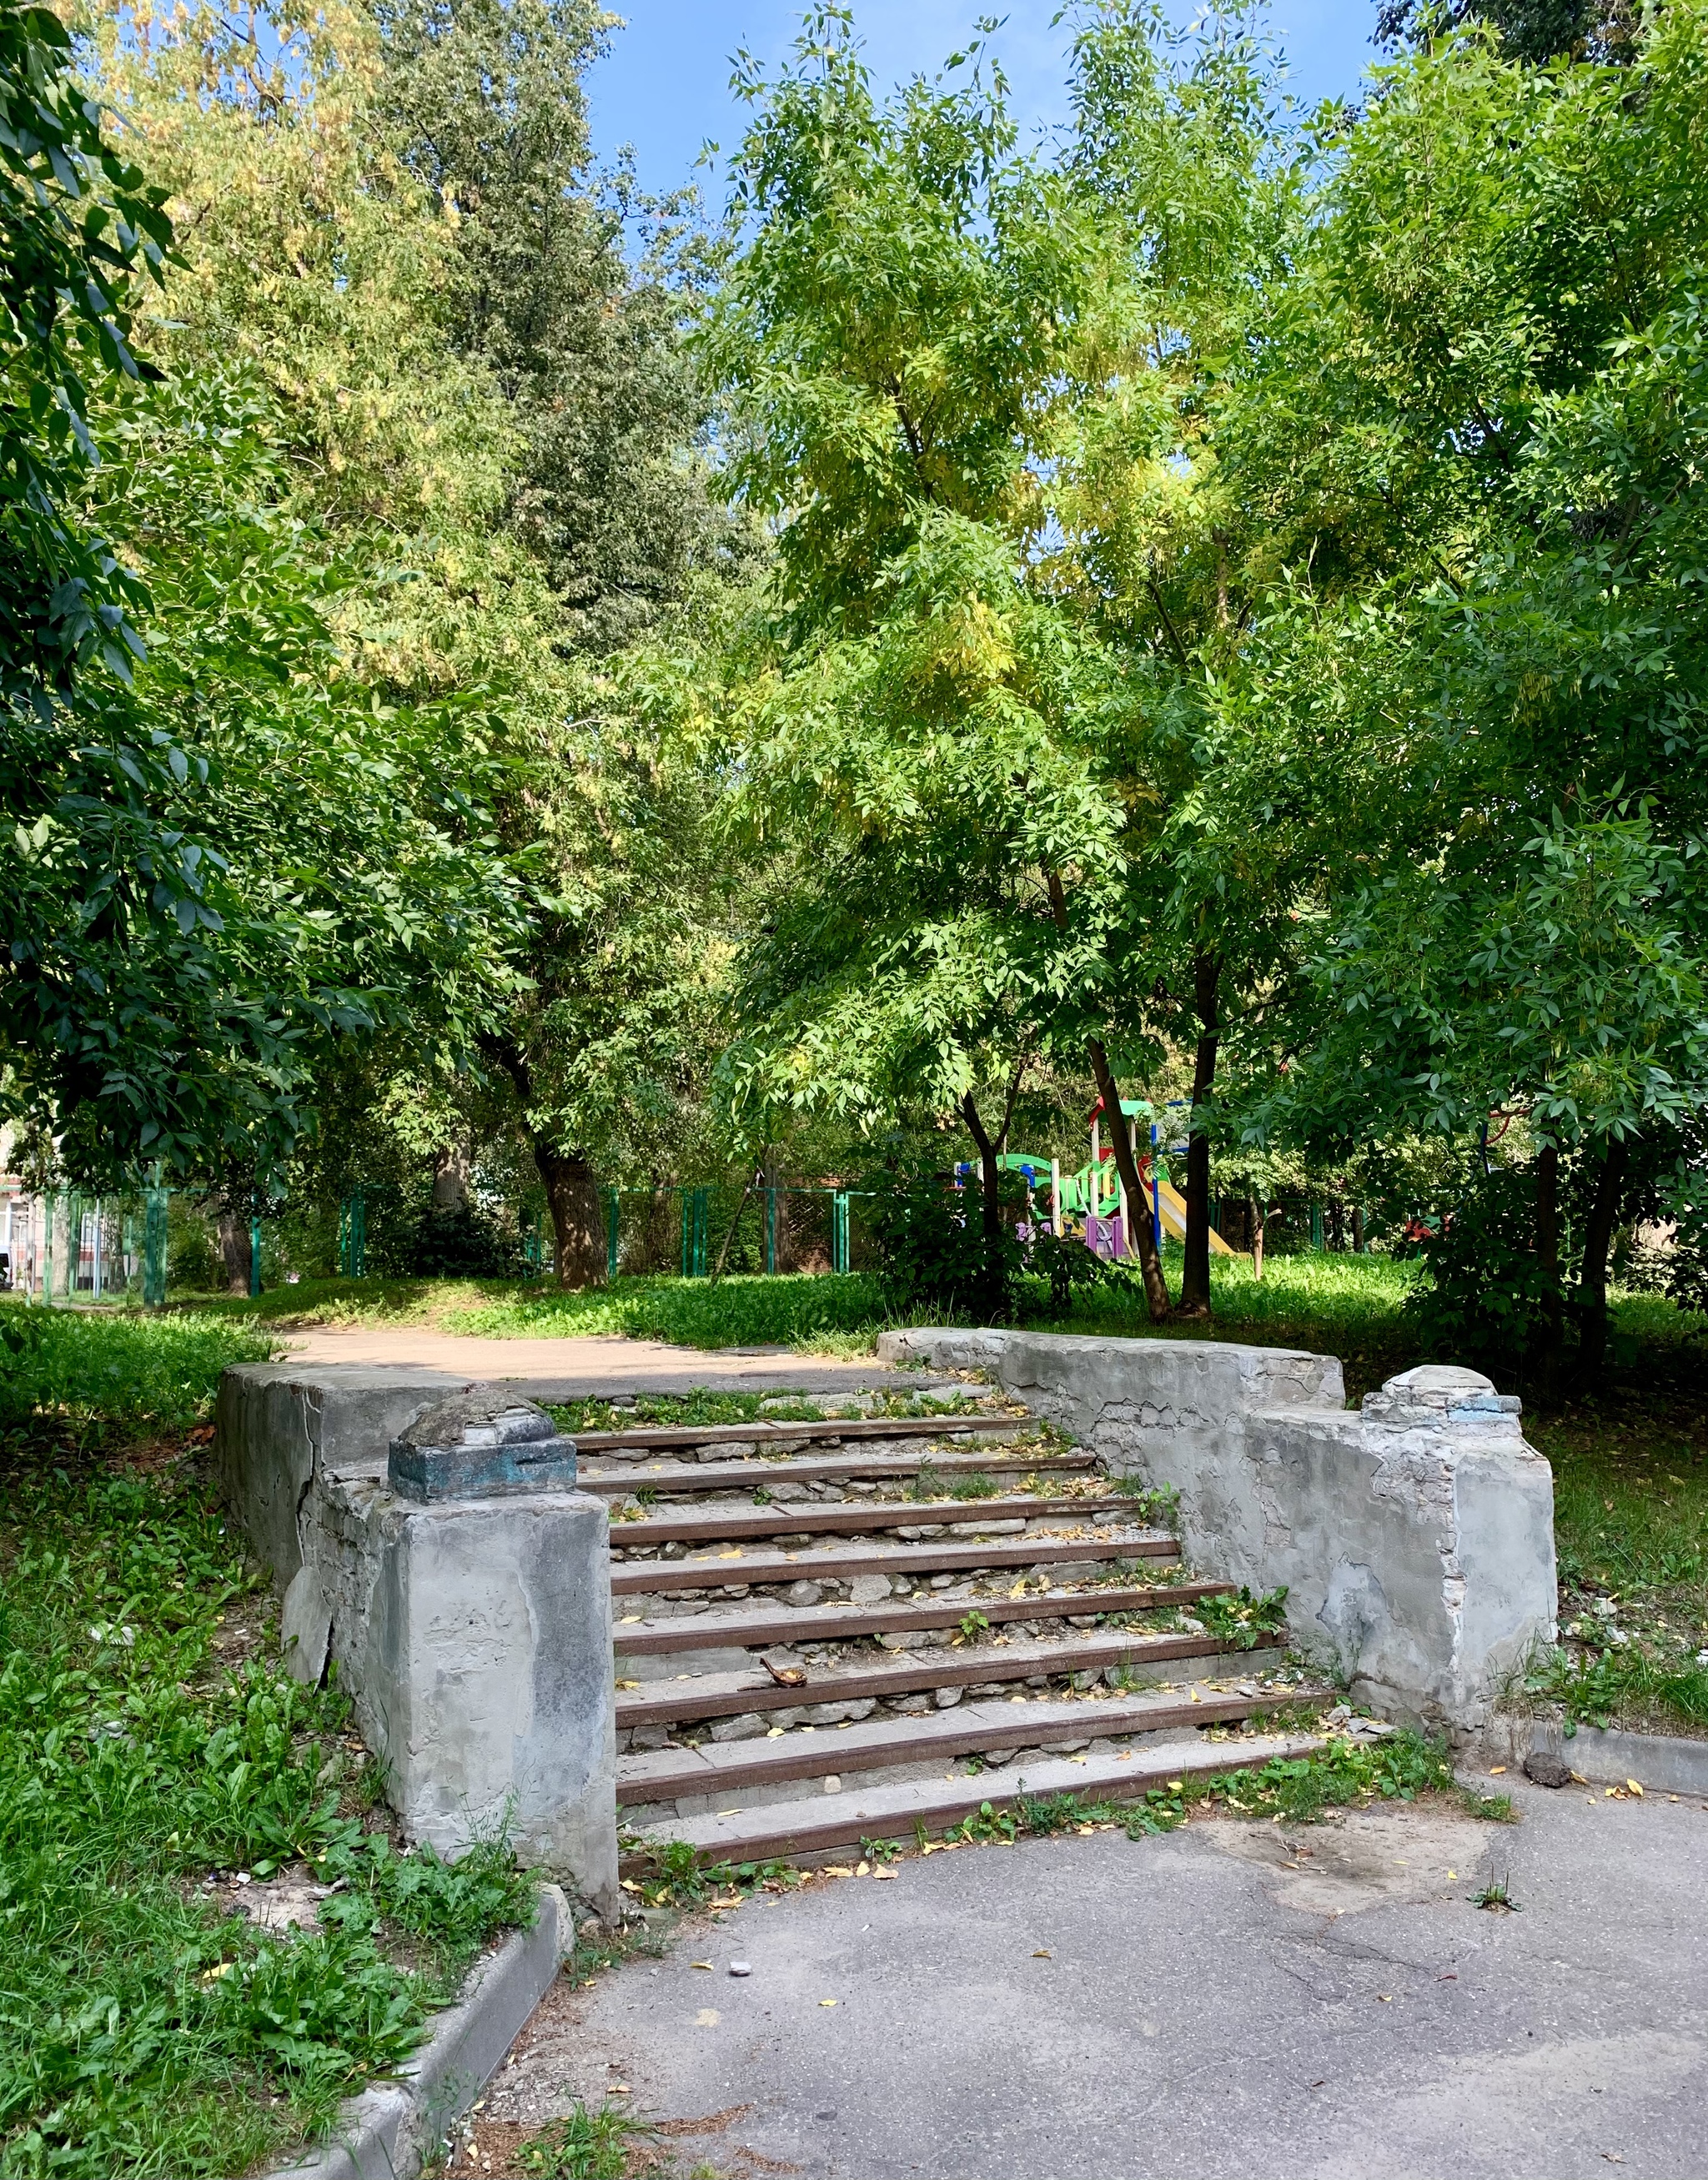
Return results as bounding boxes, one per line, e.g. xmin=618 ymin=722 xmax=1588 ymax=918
xmin=607 ymin=1494 xmax=1138 ymax=1550
xmin=617 ymin=1684 xmax=1301 ymax=1806
xmin=579 ymin=1449 xmax=1095 ymax=1496
xmin=614 ymin=1580 xmax=1228 ymax=1659
xmin=620 ymin=1731 xmax=1323 ymax=1866
xmin=610 ymin=1530 xmax=1178 ymax=1597
xmin=574 ymin=1413 xmax=1026 ymax=1459
xmin=616 ymin=1630 xmax=1280 ymax=1727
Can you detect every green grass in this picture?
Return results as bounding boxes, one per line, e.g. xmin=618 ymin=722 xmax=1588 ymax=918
xmin=0 ymin=1303 xmax=277 ymax=1444
xmin=545 ymin=1384 xmax=977 ymax=1435
xmin=188 ymin=1269 xmax=892 ymax=1349
xmin=0 ymin=1324 xmax=533 ymax=2178
xmin=1525 ymin=1374 xmax=1708 ymax=1735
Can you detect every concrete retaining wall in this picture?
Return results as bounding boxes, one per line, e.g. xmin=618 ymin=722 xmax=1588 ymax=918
xmin=216 ymin=1364 xmax=616 ymax=1916
xmin=877 ymin=1329 xmax=1556 ymax=1736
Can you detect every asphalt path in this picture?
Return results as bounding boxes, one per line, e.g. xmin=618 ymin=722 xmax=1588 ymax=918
xmin=485 ymin=1771 xmax=1708 ymax=2180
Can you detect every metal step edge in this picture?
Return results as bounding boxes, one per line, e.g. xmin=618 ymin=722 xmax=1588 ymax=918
xmin=574 ymin=1414 xmax=1029 ymax=1454
xmin=609 ymin=1494 xmax=1139 ymax=1548
xmin=611 ymin=1533 xmax=1178 ymax=1595
xmin=580 ymin=1450 xmax=1095 ymax=1495
xmin=613 ymin=1580 xmax=1228 ymax=1655
xmin=620 ymin=1732 xmax=1324 ymax=1865
xmin=616 ymin=1637 xmax=1284 ymax=1726
xmin=616 ymin=1685 xmax=1321 ymax=1803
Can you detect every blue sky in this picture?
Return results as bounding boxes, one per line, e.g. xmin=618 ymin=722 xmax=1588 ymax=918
xmin=585 ymin=0 xmax=1386 ymax=199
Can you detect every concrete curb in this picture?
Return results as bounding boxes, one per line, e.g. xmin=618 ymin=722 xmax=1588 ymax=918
xmin=1482 ymin=1715 xmax=1708 ymax=1796
xmin=265 ymin=1883 xmax=569 ymax=2180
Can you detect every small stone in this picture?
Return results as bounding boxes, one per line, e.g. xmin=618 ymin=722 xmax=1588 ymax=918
xmin=1522 ymin=1749 xmax=1573 ymax=1789
xmin=729 ymin=1961 xmax=752 ymax=1977
xmin=786 ymin=1581 xmax=823 ymax=1607
xmin=710 ymin=1712 xmax=768 ymax=1743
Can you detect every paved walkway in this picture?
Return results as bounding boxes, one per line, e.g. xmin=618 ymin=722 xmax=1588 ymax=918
xmin=483 ymin=1773 xmax=1708 ymax=2179
xmin=278 ymin=1327 xmax=915 ymax=1403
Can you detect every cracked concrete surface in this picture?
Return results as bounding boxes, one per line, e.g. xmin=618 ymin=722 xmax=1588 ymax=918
xmin=480 ymin=1773 xmax=1708 ymax=2178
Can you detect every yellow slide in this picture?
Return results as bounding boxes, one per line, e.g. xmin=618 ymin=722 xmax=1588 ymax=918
xmin=1151 ymin=1175 xmax=1247 ymax=1258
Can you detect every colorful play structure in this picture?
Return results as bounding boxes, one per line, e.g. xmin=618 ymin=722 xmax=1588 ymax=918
xmin=962 ymin=1098 xmax=1248 ymax=1263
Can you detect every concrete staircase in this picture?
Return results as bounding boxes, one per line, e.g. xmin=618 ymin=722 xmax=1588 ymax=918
xmin=575 ymin=1389 xmax=1322 ymax=1866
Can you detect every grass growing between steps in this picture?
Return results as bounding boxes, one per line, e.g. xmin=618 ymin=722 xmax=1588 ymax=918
xmin=0 ymin=1331 xmax=534 ymax=2180
xmin=617 ymin=1727 xmax=1504 ymax=1898
xmin=546 ymin=1384 xmax=985 ymax=1435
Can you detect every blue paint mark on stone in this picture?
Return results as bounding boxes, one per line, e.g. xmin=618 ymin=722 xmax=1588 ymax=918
xmin=389 ymin=1385 xmax=578 ymax=1501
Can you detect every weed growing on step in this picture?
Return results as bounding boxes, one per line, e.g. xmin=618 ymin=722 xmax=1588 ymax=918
xmin=1124 ymin=1729 xmax=1452 ymax=1833
xmin=957 ymin=1609 xmax=992 ymax=1643
xmin=615 ymin=1841 xmax=801 ymax=1910
xmin=1108 ymin=1475 xmax=1181 ymax=1526
xmin=0 ymin=1440 xmax=533 ymax=2180
xmin=1195 ymin=1586 xmax=1290 ymax=1650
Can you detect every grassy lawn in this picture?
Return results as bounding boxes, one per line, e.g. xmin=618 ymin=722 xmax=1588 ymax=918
xmin=0 ymin=1305 xmax=535 ymax=2180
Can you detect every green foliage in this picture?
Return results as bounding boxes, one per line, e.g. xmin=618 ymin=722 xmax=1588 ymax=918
xmin=0 ymin=2 xmax=171 ymax=700
xmin=1404 ymin=1162 xmax=1562 ymax=1376
xmin=0 ymin=1303 xmax=273 ymax=1441
xmin=860 ymin=1161 xmax=1025 ymax=1320
xmin=1125 ymin=1729 xmax=1453 ymax=1833
xmin=518 ymin=2101 xmax=655 ymax=2180
xmin=1194 ymin=1585 xmax=1289 ymax=1650
xmin=0 ymin=1454 xmax=531 ymax=2177
xmin=1530 ymin=1641 xmax=1708 ymax=1731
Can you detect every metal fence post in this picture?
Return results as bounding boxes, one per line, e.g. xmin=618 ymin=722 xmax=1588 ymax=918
xmin=1311 ymin=1202 xmax=1324 ymax=1251
xmin=764 ymin=1186 xmax=777 ymax=1274
xmin=605 ymin=1188 xmax=620 ymax=1281
xmin=339 ymin=1191 xmax=366 ymax=1278
xmin=143 ymin=1186 xmax=168 ymax=1305
xmin=831 ymin=1190 xmax=850 ymax=1273
xmin=249 ymin=1212 xmax=262 ymax=1298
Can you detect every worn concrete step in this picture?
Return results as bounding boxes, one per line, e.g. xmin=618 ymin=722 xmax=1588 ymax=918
xmin=620 ymin=1731 xmax=1323 ymax=1866
xmin=617 ymin=1630 xmax=1279 ymax=1727
xmin=616 ymin=1684 xmax=1303 ymax=1806
xmin=574 ymin=1413 xmax=1026 ymax=1459
xmin=579 ymin=1448 xmax=1094 ymax=1496
xmin=614 ymin=1579 xmax=1226 ymax=1658
xmin=607 ymin=1494 xmax=1138 ymax=1550
xmin=610 ymin=1530 xmax=1178 ymax=1596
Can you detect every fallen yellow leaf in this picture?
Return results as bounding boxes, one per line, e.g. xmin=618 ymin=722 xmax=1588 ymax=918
xmin=1489 ymin=1766 xmax=1507 ymax=1776
xmin=1627 ymin=1779 xmax=1644 ymax=1796
xmin=1032 ymin=1949 xmax=1052 ymax=1958
xmin=820 ymin=1998 xmax=837 ymax=2007
xmin=692 ymin=1960 xmax=713 ymax=1971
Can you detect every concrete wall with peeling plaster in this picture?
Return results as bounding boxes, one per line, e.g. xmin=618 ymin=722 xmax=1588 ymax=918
xmin=215 ymin=1364 xmax=617 ymax=1916
xmin=877 ymin=1330 xmax=1556 ymax=1735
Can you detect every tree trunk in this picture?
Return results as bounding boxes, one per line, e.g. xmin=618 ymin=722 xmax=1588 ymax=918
xmin=533 ymin=1140 xmax=605 ymax=1288
xmin=1352 ymin=1205 xmax=1365 ymax=1253
xmin=216 ymin=1206 xmax=252 ymax=1295
xmin=1177 ymin=949 xmax=1220 ymax=1319
xmin=484 ymin=1032 xmax=606 ymax=1288
xmin=1534 ymin=1143 xmax=1562 ymax=1401
xmin=1087 ymin=1037 xmax=1171 ymax=1321
xmin=1575 ymin=1137 xmax=1629 ymax=1391
xmin=1252 ymin=1198 xmax=1267 ymax=1281
xmin=959 ymin=1094 xmax=1009 ymax=1321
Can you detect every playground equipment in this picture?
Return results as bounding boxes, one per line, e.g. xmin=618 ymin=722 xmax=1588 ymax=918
xmin=996 ymin=1100 xmax=1248 ymax=1264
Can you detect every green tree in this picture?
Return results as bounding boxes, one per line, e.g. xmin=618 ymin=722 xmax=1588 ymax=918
xmin=705 ymin=9 xmax=1184 ymax=1317
xmin=1232 ymin=6 xmax=1708 ymax=1384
